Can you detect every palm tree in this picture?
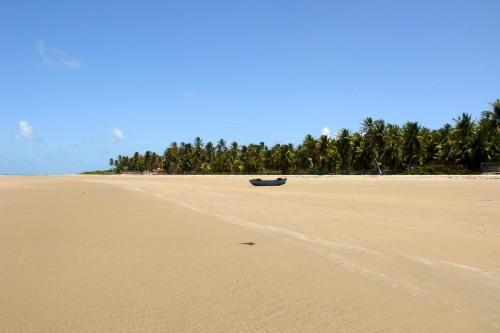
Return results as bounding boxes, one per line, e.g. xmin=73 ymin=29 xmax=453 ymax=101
xmin=232 ymin=159 xmax=244 ymax=174
xmin=179 ymin=142 xmax=194 ymax=173
xmin=193 ymin=137 xmax=204 ymax=172
xmin=131 ymin=152 xmax=143 ymax=171
xmin=283 ymin=144 xmax=296 ymax=174
xmin=481 ymin=99 xmax=500 ymax=131
xmin=450 ymin=113 xmax=475 ymax=167
xmin=419 ymin=127 xmax=438 ymax=165
xmin=360 ymin=117 xmax=385 ymax=173
xmin=200 ymin=162 xmax=212 ymax=174
xmin=383 ymin=124 xmax=401 ymax=171
xmin=324 ymin=142 xmax=339 ymax=174
xmin=230 ymin=141 xmax=239 ymax=161
xmin=371 ymin=119 xmax=386 ymax=172
xmin=144 ymin=151 xmax=153 ymax=171
xmin=336 ymin=128 xmax=352 ymax=173
xmin=479 ymin=100 xmax=500 ymax=165
xmin=109 ymin=98 xmax=499 ymax=175
xmin=350 ymin=132 xmax=365 ymax=172
xmin=401 ymin=121 xmax=421 ymax=167
xmin=204 ymin=142 xmax=215 ymax=166
xmin=215 ymin=139 xmax=228 ymax=173
xmin=435 ymin=123 xmax=453 ymax=162
xmin=317 ymin=134 xmax=330 ymax=173
xmin=360 ymin=118 xmax=385 ymax=172
xmin=269 ymin=144 xmax=295 ymax=174
xmin=164 ymin=142 xmax=180 ymax=174
xmin=360 ymin=117 xmax=374 ymax=136
xmin=244 ymin=144 xmax=261 ymax=173
xmin=301 ymin=135 xmax=319 ymax=173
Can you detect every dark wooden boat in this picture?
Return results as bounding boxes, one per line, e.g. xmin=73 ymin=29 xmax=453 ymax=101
xmin=249 ymin=177 xmax=287 ymax=186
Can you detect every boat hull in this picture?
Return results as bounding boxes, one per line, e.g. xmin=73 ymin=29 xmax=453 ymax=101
xmin=249 ymin=178 xmax=287 ymax=186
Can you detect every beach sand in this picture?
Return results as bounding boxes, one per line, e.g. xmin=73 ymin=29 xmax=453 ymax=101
xmin=1 ymin=175 xmax=499 ymax=332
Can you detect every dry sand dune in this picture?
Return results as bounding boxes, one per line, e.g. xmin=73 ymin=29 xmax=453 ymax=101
xmin=1 ymin=175 xmax=499 ymax=332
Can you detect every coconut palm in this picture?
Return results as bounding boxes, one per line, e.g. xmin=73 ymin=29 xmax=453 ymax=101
xmin=164 ymin=142 xmax=180 ymax=174
xmin=383 ymin=124 xmax=401 ymax=171
xmin=301 ymin=135 xmax=319 ymax=173
xmin=481 ymin=99 xmax=500 ymax=131
xmin=450 ymin=113 xmax=475 ymax=167
xmin=200 ymin=162 xmax=212 ymax=174
xmin=193 ymin=137 xmax=204 ymax=172
xmin=479 ymin=100 xmax=500 ymax=165
xmin=336 ymin=129 xmax=353 ymax=173
xmin=401 ymin=122 xmax=421 ymax=166
xmin=317 ymin=135 xmax=330 ymax=173
xmin=204 ymin=142 xmax=215 ymax=165
xmin=110 ymin=99 xmax=499 ymax=175
xmin=360 ymin=118 xmax=385 ymax=172
xmin=215 ymin=139 xmax=228 ymax=173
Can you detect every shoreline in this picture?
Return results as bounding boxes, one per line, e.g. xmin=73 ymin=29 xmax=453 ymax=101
xmin=3 ymin=173 xmax=500 ymax=179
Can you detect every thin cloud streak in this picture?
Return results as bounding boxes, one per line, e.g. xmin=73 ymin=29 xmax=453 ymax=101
xmin=36 ymin=41 xmax=81 ymax=68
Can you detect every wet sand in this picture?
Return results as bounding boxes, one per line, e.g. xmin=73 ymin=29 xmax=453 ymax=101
xmin=1 ymin=175 xmax=499 ymax=332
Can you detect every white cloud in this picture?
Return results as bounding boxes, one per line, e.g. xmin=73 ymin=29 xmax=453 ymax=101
xmin=321 ymin=127 xmax=331 ymax=138
xmin=36 ymin=41 xmax=81 ymax=68
xmin=17 ymin=121 xmax=33 ymax=139
xmin=112 ymin=127 xmax=125 ymax=140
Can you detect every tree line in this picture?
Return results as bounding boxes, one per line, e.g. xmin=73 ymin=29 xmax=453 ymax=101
xmin=109 ymin=100 xmax=499 ymax=175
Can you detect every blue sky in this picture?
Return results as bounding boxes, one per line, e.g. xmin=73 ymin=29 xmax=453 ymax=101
xmin=1 ymin=0 xmax=499 ymax=174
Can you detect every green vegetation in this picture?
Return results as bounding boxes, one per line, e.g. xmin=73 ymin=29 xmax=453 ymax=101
xmin=109 ymin=100 xmax=499 ymax=175
xmin=80 ymin=169 xmax=114 ymax=175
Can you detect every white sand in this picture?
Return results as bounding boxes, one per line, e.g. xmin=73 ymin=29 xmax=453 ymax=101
xmin=1 ymin=175 xmax=499 ymax=332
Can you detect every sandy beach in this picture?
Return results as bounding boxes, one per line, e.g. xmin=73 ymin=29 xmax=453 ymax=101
xmin=1 ymin=175 xmax=499 ymax=332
